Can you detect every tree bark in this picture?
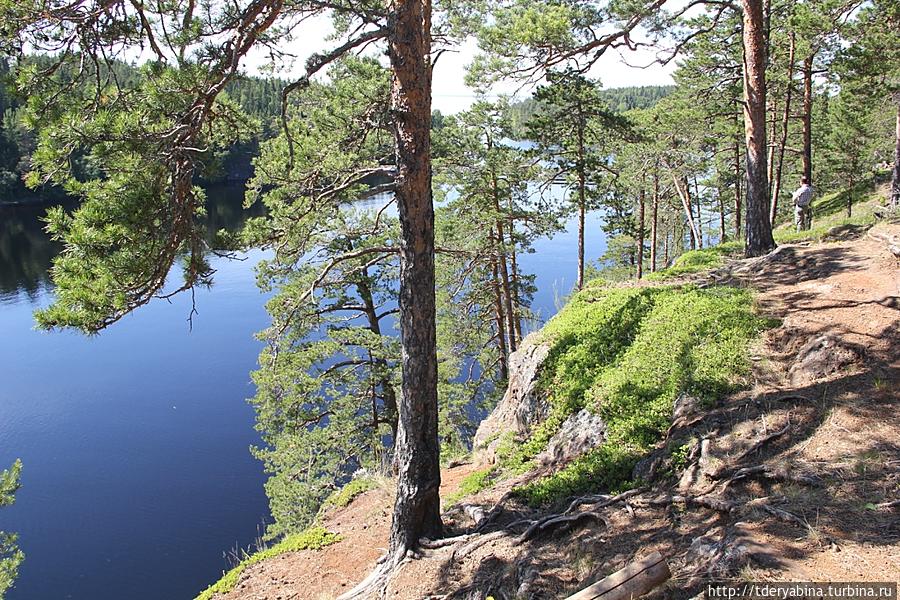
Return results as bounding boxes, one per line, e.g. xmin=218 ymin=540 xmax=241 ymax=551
xmin=741 ymin=0 xmax=777 ymax=257
xmin=734 ymin=135 xmax=743 ymax=240
xmin=636 ymin=186 xmax=645 ymax=279
xmin=771 ymin=32 xmax=795 ymax=225
xmin=892 ymin=102 xmax=900 ymax=208
xmin=670 ymin=171 xmax=700 ymax=249
xmin=718 ymin=187 xmax=726 ymax=243
xmin=387 ymin=0 xmax=443 ymax=557
xmin=576 ymin=125 xmax=587 ymax=290
xmin=801 ymin=53 xmax=814 ymax=184
xmin=693 ymin=175 xmax=703 ymax=248
xmin=491 ymin=174 xmax=517 ymax=353
xmin=650 ymin=172 xmax=659 ymax=272
xmin=489 ymin=230 xmax=510 ymax=380
xmin=357 ymin=268 xmax=399 ymax=444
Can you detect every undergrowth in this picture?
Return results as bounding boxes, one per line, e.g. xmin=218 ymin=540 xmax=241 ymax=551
xmin=773 ymin=184 xmax=884 ymax=244
xmin=320 ymin=476 xmax=378 ymax=513
xmin=510 ymin=284 xmax=772 ymax=506
xmin=195 ymin=526 xmax=341 ymax=600
xmin=644 ymin=240 xmax=744 ymax=281
xmin=443 ymin=467 xmax=495 ymax=507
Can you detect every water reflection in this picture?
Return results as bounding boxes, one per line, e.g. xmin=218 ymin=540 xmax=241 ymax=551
xmin=0 ymin=185 xmax=262 ymax=303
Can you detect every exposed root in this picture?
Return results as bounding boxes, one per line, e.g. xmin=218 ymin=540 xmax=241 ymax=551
xmin=634 ymin=493 xmax=737 ymax=513
xmin=451 ymin=530 xmax=509 ymax=561
xmin=518 ymin=510 xmax=608 ymax=543
xmin=759 ymin=502 xmax=808 ymax=527
xmin=717 ymin=463 xmax=821 ymax=488
xmin=417 ymin=534 xmax=477 ymax=550
xmin=734 ymin=415 xmax=792 ymax=461
xmin=335 ymin=547 xmax=410 ymax=600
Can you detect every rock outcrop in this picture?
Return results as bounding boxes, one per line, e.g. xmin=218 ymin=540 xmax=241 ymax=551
xmin=473 ymin=333 xmax=552 ymax=464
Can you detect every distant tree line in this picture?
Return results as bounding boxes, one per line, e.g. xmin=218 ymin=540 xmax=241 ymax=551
xmin=0 ymin=56 xmax=286 ymax=202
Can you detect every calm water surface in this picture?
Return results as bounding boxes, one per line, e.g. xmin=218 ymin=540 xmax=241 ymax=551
xmin=0 ymin=188 xmax=606 ymax=600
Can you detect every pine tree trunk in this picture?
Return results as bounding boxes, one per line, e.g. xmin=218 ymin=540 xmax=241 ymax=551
xmin=576 ymin=131 xmax=587 ymax=290
xmin=741 ymin=0 xmax=777 ymax=257
xmin=387 ymin=0 xmax=442 ymax=557
xmin=847 ymin=173 xmax=853 ymax=218
xmin=358 ymin=269 xmax=398 ymax=443
xmin=718 ymin=188 xmax=726 ymax=243
xmin=670 ymin=171 xmax=700 ymax=249
xmin=507 ymin=216 xmax=523 ymax=342
xmin=892 ymin=102 xmax=900 ymax=208
xmin=734 ymin=136 xmax=743 ymax=240
xmin=771 ymin=32 xmax=795 ymax=225
xmin=636 ymin=187 xmax=645 ymax=279
xmin=801 ymin=54 xmax=814 ymax=184
xmin=490 ymin=230 xmax=510 ymax=380
xmin=693 ymin=175 xmax=703 ymax=248
xmin=651 ymin=172 xmax=659 ymax=272
xmin=491 ymin=175 xmax=517 ymax=353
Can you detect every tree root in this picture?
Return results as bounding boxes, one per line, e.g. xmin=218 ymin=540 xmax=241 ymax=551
xmin=335 ymin=547 xmax=411 ymax=600
xmin=759 ymin=502 xmax=808 ymax=527
xmin=734 ymin=416 xmax=792 ymax=461
xmin=633 ymin=493 xmax=737 ymax=513
xmin=518 ymin=510 xmax=608 ymax=543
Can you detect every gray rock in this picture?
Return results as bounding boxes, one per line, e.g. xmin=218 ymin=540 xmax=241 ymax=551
xmin=473 ymin=333 xmax=552 ymax=464
xmin=788 ymin=334 xmax=860 ymax=385
xmin=537 ymin=408 xmax=607 ymax=466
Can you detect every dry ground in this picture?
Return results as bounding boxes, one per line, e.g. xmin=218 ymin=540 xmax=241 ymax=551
xmin=213 ymin=224 xmax=899 ymax=600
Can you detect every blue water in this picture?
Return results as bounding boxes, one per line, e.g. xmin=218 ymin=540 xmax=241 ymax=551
xmin=0 ymin=189 xmax=606 ymax=600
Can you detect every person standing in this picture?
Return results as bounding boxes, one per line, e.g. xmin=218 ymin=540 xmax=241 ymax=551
xmin=792 ymin=176 xmax=814 ymax=231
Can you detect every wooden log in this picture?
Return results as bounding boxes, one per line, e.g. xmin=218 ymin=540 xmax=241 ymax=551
xmin=564 ymin=551 xmax=671 ymax=600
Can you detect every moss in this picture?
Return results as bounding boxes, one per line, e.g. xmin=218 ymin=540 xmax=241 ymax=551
xmin=443 ymin=467 xmax=495 ymax=507
xmin=195 ymin=526 xmax=341 ymax=600
xmin=512 ymin=285 xmax=771 ymax=507
xmin=645 ymin=242 xmax=744 ymax=281
xmin=320 ymin=477 xmax=377 ymax=512
xmin=495 ymin=287 xmax=661 ymax=474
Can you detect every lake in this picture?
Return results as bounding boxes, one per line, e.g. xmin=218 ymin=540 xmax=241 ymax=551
xmin=0 ymin=187 xmax=607 ymax=600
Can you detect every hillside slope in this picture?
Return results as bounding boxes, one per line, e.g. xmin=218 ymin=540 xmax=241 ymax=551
xmin=201 ymin=208 xmax=899 ymax=600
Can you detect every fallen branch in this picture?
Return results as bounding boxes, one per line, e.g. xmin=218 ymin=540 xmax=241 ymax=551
xmin=564 ymin=551 xmax=671 ymax=600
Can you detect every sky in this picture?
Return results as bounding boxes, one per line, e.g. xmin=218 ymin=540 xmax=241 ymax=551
xmin=242 ymin=18 xmax=677 ymax=115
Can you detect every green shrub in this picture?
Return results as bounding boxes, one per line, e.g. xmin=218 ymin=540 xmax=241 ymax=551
xmin=443 ymin=467 xmax=495 ymax=507
xmin=195 ymin=526 xmax=341 ymax=600
xmin=645 ymin=242 xmax=744 ymax=281
xmin=320 ymin=477 xmax=377 ymax=513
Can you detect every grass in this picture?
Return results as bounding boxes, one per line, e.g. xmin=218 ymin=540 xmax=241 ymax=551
xmin=194 ymin=526 xmax=341 ymax=600
xmin=510 ymin=284 xmax=772 ymax=506
xmin=319 ymin=476 xmax=378 ymax=513
xmin=442 ymin=467 xmax=495 ymax=507
xmin=773 ymin=182 xmax=886 ymax=244
xmin=644 ymin=240 xmax=745 ymax=281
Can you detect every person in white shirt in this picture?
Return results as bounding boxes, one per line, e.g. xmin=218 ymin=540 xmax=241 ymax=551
xmin=792 ymin=176 xmax=814 ymax=231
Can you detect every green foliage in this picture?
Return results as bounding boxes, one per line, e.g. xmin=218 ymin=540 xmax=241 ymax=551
xmin=773 ymin=184 xmax=884 ymax=244
xmin=512 ymin=285 xmax=770 ymax=506
xmin=443 ymin=467 xmax=495 ymax=507
xmin=0 ymin=460 xmax=23 ymax=599
xmin=194 ymin=526 xmax=341 ymax=600
xmin=644 ymin=242 xmax=743 ymax=281
xmin=320 ymin=477 xmax=378 ymax=512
